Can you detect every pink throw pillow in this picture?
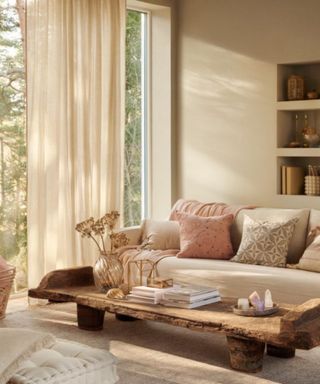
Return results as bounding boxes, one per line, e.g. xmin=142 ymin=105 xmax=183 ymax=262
xmin=176 ymin=213 xmax=234 ymax=259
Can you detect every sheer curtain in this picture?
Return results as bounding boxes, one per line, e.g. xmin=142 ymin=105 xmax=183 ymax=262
xmin=27 ymin=0 xmax=126 ymax=287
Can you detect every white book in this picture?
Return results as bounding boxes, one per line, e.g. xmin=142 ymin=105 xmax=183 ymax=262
xmin=131 ymin=286 xmax=166 ymax=293
xmin=160 ymin=295 xmax=221 ymax=309
xmin=163 ymin=284 xmax=219 ymax=301
xmin=163 ymin=289 xmax=220 ymax=303
xmin=131 ymin=285 xmax=176 ymax=298
xmin=126 ymin=294 xmax=159 ymax=304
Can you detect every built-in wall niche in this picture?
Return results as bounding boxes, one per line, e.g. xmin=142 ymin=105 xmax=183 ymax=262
xmin=277 ymin=109 xmax=320 ymax=148
xmin=277 ymin=156 xmax=320 ymax=169
xmin=277 ymin=62 xmax=320 ymax=102
xmin=277 ymin=156 xmax=320 ymax=195
xmin=276 ymin=62 xmax=320 ymax=198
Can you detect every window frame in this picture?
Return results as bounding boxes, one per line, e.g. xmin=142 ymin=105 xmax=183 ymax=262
xmin=125 ymin=6 xmax=151 ymax=226
xmin=125 ymin=0 xmax=172 ymax=225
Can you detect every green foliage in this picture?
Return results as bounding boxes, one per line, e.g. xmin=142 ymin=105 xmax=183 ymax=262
xmin=0 ymin=0 xmax=26 ymax=290
xmin=124 ymin=10 xmax=143 ymax=227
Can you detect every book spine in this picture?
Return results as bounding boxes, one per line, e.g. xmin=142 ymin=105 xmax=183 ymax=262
xmin=286 ymin=166 xmax=305 ymax=195
xmin=130 ymin=290 xmax=156 ymax=297
xmin=163 ymin=291 xmax=219 ymax=303
xmin=281 ymin=165 xmax=287 ymax=195
xmin=160 ymin=296 xmax=221 ymax=309
xmin=126 ymin=294 xmax=158 ymax=304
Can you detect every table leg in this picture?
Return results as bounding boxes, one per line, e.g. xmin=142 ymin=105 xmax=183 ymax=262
xmin=267 ymin=344 xmax=296 ymax=358
xmin=115 ymin=313 xmax=138 ymax=321
xmin=77 ymin=304 xmax=105 ymax=331
xmin=226 ymin=335 xmax=265 ymax=372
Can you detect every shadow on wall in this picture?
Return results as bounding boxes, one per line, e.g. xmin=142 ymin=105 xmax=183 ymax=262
xmin=178 ymin=0 xmax=320 ymax=64
xmin=176 ymin=0 xmax=320 ymax=206
xmin=177 ymin=38 xmax=275 ymax=205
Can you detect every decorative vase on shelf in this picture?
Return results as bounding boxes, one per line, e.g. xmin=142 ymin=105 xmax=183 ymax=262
xmin=302 ymin=114 xmax=320 ymax=147
xmin=287 ymin=75 xmax=304 ymax=100
xmin=93 ymin=252 xmax=124 ymax=292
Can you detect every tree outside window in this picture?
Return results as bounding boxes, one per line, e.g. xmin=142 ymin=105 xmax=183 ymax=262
xmin=124 ymin=9 xmax=147 ymax=228
xmin=0 ymin=0 xmax=26 ymax=291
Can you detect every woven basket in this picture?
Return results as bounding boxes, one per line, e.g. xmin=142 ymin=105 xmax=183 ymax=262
xmin=305 ymin=175 xmax=320 ymax=196
xmin=0 ymin=265 xmax=16 ymax=319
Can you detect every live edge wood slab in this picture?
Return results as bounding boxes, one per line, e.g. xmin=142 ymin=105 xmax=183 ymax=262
xmin=29 ymin=266 xmax=320 ymax=373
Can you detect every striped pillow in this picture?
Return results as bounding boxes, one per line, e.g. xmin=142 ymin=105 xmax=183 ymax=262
xmin=296 ymin=227 xmax=320 ymax=272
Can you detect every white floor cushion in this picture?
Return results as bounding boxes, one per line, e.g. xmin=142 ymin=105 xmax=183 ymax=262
xmin=8 ymin=339 xmax=119 ymax=384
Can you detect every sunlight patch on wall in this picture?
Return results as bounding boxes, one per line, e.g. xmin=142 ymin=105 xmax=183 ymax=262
xmin=177 ymin=37 xmax=276 ymax=204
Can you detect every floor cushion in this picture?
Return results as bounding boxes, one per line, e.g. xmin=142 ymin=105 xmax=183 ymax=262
xmin=8 ymin=339 xmax=118 ymax=384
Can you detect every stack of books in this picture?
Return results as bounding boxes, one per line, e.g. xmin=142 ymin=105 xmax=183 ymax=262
xmin=160 ymin=285 xmax=221 ymax=309
xmin=126 ymin=285 xmax=176 ymax=305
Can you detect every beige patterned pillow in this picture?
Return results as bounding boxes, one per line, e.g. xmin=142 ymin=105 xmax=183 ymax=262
xmin=295 ymin=227 xmax=320 ymax=272
xmin=231 ymin=215 xmax=298 ymax=267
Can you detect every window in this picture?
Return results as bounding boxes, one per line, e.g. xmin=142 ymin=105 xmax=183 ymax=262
xmin=124 ymin=1 xmax=172 ymax=224
xmin=0 ymin=0 xmax=26 ymax=292
xmin=124 ymin=9 xmax=148 ymax=227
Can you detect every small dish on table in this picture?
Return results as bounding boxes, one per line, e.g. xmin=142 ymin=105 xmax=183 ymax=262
xmin=233 ymin=304 xmax=279 ymax=317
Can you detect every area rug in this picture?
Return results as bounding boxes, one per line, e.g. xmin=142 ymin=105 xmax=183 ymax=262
xmin=1 ymin=301 xmax=320 ymax=384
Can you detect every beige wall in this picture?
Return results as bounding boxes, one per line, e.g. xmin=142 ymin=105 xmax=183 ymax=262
xmin=176 ymin=0 xmax=320 ymax=208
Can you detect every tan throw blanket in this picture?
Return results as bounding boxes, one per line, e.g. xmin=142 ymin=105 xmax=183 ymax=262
xmin=118 ymin=247 xmax=179 ymax=285
xmin=0 ymin=328 xmax=55 ymax=384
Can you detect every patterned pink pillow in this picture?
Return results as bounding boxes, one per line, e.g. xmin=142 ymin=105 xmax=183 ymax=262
xmin=176 ymin=212 xmax=234 ymax=259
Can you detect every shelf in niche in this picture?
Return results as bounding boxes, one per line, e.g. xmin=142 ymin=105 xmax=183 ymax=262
xmin=277 ymin=100 xmax=320 ymax=111
xmin=276 ymin=193 xmax=320 ymax=199
xmin=277 ymin=62 xmax=320 ymax=199
xmin=276 ymin=148 xmax=320 ymax=157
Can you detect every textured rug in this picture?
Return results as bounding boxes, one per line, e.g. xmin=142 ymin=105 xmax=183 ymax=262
xmin=1 ymin=301 xmax=320 ymax=384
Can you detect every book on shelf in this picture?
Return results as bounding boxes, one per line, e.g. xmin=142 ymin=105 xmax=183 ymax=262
xmin=281 ymin=165 xmax=305 ymax=195
xmin=160 ymin=295 xmax=221 ymax=309
xmin=281 ymin=165 xmax=287 ymax=195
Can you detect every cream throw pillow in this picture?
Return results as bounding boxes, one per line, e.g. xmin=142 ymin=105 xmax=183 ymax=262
xmin=231 ymin=215 xmax=298 ymax=267
xmin=141 ymin=219 xmax=180 ymax=250
xmin=295 ymin=227 xmax=320 ymax=272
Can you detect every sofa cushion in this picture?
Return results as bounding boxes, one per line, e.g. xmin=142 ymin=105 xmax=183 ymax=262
xmin=177 ymin=213 xmax=234 ymax=259
xmin=231 ymin=208 xmax=310 ymax=264
xmin=156 ymin=257 xmax=320 ymax=305
xmin=308 ymin=209 xmax=320 ymax=233
xmin=231 ymin=215 xmax=297 ymax=267
xmin=294 ymin=227 xmax=320 ymax=273
xmin=141 ymin=219 xmax=180 ymax=250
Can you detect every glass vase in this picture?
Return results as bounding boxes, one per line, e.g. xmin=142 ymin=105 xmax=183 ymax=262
xmin=93 ymin=252 xmax=123 ymax=292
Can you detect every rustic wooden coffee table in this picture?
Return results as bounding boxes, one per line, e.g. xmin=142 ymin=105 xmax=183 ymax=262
xmin=28 ymin=266 xmax=320 ymax=373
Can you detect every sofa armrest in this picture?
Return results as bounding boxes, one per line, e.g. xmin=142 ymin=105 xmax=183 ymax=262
xmin=118 ymin=226 xmax=142 ymax=245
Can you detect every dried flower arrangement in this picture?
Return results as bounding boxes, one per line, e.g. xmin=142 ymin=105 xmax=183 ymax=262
xmin=75 ymin=211 xmax=129 ymax=254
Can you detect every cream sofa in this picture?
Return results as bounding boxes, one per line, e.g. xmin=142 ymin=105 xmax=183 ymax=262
xmin=123 ymin=203 xmax=320 ymax=305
